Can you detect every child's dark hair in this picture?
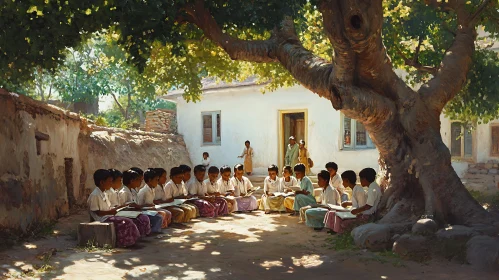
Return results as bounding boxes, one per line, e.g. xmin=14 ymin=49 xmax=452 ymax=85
xmin=325 ymin=162 xmax=338 ymax=171
xmin=170 ymin=167 xmax=183 ymax=177
xmin=317 ymin=170 xmax=330 ymax=182
xmin=268 ymin=164 xmax=279 ymax=172
xmin=203 ymin=152 xmax=209 ymax=157
xmin=208 ymin=166 xmax=220 ymax=174
xmin=94 ymin=169 xmax=111 ymax=186
xmin=130 ymin=167 xmax=144 ymax=176
xmin=359 ymin=168 xmax=377 ymax=183
xmin=234 ymin=164 xmax=244 ymax=172
xmin=341 ymin=170 xmax=357 ymax=185
xmin=283 ymin=165 xmax=292 ymax=174
xmin=194 ymin=165 xmax=206 ymax=173
xmin=154 ymin=168 xmax=167 ymax=177
xmin=109 ymin=169 xmax=123 ymax=180
xmin=245 ymin=140 xmax=250 ymax=145
xmin=220 ymin=165 xmax=231 ymax=174
xmin=179 ymin=164 xmax=192 ymax=173
xmin=144 ymin=168 xmax=158 ymax=183
xmin=293 ymin=163 xmax=306 ymax=173
xmin=123 ymin=170 xmax=140 ymax=185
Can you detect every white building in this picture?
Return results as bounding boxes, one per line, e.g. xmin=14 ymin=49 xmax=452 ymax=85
xmin=162 ymin=77 xmax=499 ymax=178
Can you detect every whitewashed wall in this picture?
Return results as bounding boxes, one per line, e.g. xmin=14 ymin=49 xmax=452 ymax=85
xmin=171 ymin=85 xmax=380 ymax=175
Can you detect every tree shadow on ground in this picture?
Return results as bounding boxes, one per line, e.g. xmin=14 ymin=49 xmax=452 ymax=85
xmin=1 ymin=211 xmax=496 ymax=280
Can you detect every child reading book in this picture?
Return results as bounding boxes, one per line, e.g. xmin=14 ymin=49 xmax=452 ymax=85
xmin=284 ymin=164 xmax=316 ymax=215
xmin=300 ymin=170 xmax=340 ymax=230
xmin=261 ymin=164 xmax=286 ymax=214
xmin=88 ymin=169 xmax=141 ymax=247
xmin=217 ymin=165 xmax=237 ymax=213
xmin=230 ymin=164 xmax=258 ymax=212
xmin=203 ymin=166 xmax=229 ymax=216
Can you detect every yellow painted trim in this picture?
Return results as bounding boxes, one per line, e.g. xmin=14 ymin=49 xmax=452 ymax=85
xmin=278 ymin=109 xmax=308 ymax=169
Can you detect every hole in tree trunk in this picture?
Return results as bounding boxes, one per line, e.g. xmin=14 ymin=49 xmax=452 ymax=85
xmin=350 ymin=15 xmax=362 ymax=29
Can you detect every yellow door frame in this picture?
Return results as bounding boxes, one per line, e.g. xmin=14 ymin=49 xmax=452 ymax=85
xmin=278 ymin=109 xmax=308 ymax=169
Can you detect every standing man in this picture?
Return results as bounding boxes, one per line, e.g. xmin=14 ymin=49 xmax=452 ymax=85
xmin=285 ymin=136 xmax=299 ymax=170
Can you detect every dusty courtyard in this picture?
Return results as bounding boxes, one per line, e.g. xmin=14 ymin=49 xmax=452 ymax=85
xmin=1 ymin=211 xmax=497 ymax=280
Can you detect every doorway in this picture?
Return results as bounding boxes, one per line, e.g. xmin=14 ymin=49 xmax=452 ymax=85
xmin=278 ymin=110 xmax=307 ymax=169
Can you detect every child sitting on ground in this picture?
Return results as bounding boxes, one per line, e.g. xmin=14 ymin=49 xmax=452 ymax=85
xmin=119 ymin=169 xmax=165 ymax=233
xmin=280 ymin=165 xmax=299 ymax=192
xmin=134 ymin=168 xmax=172 ymax=230
xmin=230 ymin=164 xmax=258 ymax=212
xmin=216 ymin=165 xmax=237 ymax=212
xmin=203 ymin=166 xmax=229 ymax=216
xmin=284 ymin=163 xmax=316 ymax=215
xmin=185 ymin=165 xmax=218 ymax=217
xmin=300 ymin=170 xmax=340 ymax=230
xmin=106 ymin=169 xmax=123 ymax=208
xmin=326 ymin=162 xmax=348 ymax=202
xmin=162 ymin=166 xmax=197 ymax=223
xmin=88 ymin=169 xmax=141 ymax=247
xmin=261 ymin=164 xmax=285 ymax=214
xmin=326 ymin=168 xmax=380 ymax=234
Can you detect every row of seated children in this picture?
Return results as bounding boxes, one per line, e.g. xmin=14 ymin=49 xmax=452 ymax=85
xmin=260 ymin=162 xmax=381 ymax=233
xmin=87 ymin=163 xmax=261 ymax=247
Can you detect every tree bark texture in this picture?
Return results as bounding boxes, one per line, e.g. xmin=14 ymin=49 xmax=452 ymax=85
xmin=183 ymin=0 xmax=496 ymax=226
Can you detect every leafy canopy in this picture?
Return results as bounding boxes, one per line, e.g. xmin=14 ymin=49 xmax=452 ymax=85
xmin=0 ymin=0 xmax=498 ymax=124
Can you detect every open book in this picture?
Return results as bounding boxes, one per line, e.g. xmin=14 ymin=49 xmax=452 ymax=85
xmin=154 ymin=199 xmax=188 ymax=209
xmin=335 ymin=211 xmax=357 ymax=220
xmin=244 ymin=187 xmax=260 ymax=197
xmin=327 ymin=204 xmax=351 ymax=212
xmin=115 ymin=210 xmax=141 ymax=219
xmin=287 ymin=186 xmax=301 ymax=192
xmin=141 ymin=210 xmax=159 ymax=216
xmin=273 ymin=192 xmax=295 ymax=197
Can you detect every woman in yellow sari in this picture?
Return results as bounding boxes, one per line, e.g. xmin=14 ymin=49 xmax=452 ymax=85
xmin=298 ymin=140 xmax=310 ymax=175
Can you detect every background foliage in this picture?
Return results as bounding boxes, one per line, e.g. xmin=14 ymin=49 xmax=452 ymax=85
xmin=0 ymin=0 xmax=497 ymax=127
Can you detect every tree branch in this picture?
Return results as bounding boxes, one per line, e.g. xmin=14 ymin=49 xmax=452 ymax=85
xmin=421 ymin=0 xmax=477 ymax=113
xmin=468 ymin=0 xmax=492 ymax=25
xmin=394 ymin=43 xmax=438 ymax=75
xmin=182 ymin=1 xmax=276 ymax=63
xmin=110 ymin=92 xmax=126 ymax=118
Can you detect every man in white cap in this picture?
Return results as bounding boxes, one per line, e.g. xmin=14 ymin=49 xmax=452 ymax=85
xmin=285 ymin=136 xmax=299 ymax=169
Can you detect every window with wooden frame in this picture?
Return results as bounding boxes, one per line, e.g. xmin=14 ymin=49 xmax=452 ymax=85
xmin=202 ymin=111 xmax=221 ymax=145
xmin=341 ymin=114 xmax=374 ymax=150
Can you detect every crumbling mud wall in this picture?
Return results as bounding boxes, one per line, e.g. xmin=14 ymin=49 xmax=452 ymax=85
xmin=0 ymin=90 xmax=191 ymax=232
xmin=0 ymin=90 xmax=82 ymax=232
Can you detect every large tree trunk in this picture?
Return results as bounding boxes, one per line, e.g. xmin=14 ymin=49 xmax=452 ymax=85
xmin=373 ymin=110 xmax=491 ymax=226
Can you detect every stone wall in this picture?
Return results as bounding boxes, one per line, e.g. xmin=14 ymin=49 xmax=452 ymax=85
xmin=0 ymin=90 xmax=191 ymax=232
xmin=145 ymin=109 xmax=176 ymax=134
xmin=463 ymin=160 xmax=499 ymax=194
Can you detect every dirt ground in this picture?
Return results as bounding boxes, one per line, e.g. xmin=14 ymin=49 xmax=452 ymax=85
xmin=1 ymin=211 xmax=497 ymax=280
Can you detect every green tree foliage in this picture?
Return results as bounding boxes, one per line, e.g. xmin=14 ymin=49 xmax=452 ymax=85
xmin=0 ymin=0 xmax=498 ymax=124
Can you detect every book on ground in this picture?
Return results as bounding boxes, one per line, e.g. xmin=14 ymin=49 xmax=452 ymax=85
xmin=335 ymin=211 xmax=357 ymax=220
xmin=115 ymin=211 xmax=141 ymax=219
